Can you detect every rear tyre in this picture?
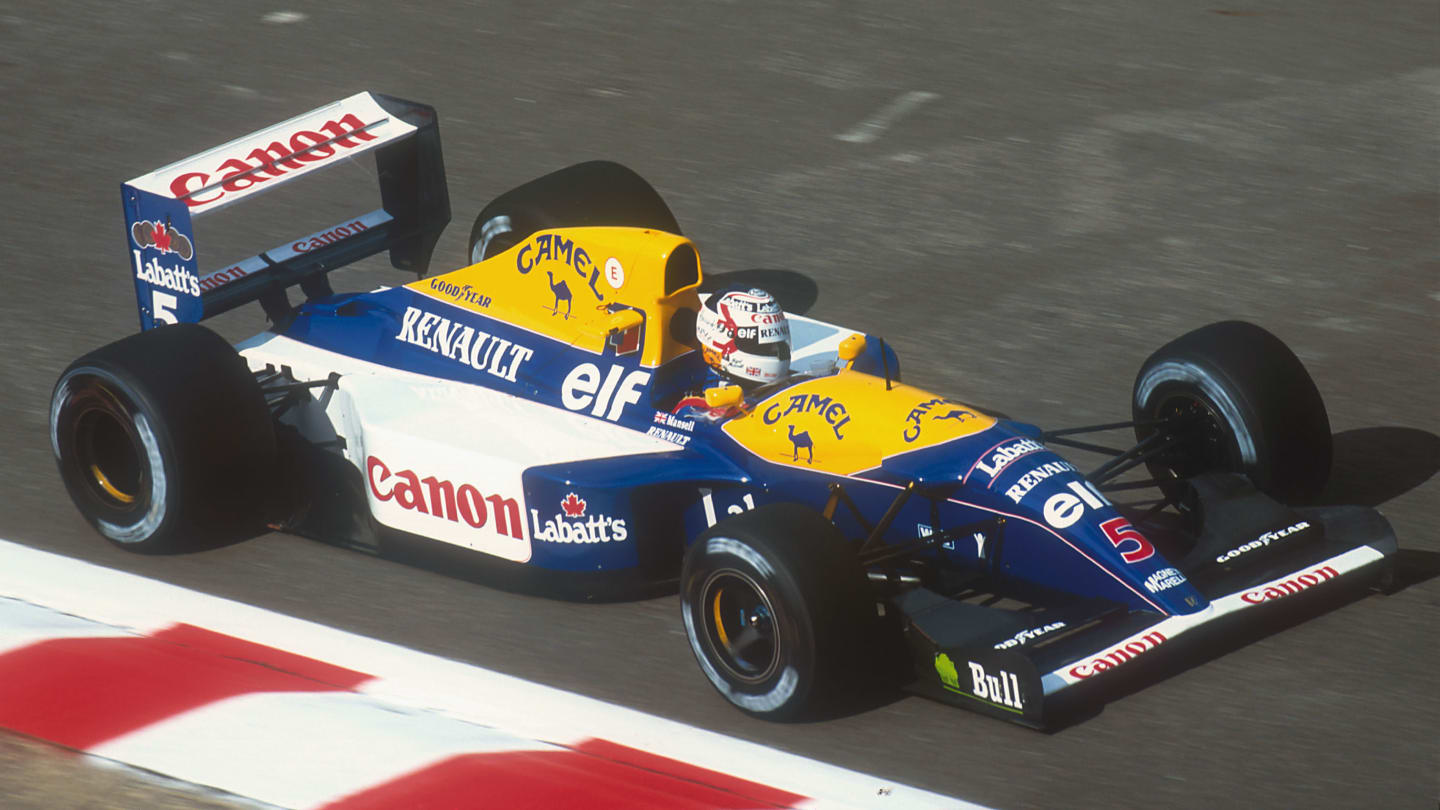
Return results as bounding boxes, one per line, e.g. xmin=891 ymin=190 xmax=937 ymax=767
xmin=467 ymin=161 xmax=681 ymax=263
xmin=680 ymin=504 xmax=870 ymax=721
xmin=1132 ymin=321 xmax=1331 ymax=504
xmin=50 ymin=324 xmax=277 ymax=552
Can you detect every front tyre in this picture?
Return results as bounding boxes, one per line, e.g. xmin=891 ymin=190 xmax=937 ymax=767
xmin=50 ymin=324 xmax=276 ymax=553
xmin=1132 ymin=320 xmax=1331 ymax=504
xmin=680 ymin=504 xmax=869 ymax=721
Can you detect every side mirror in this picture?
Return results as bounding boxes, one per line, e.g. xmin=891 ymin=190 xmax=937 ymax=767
xmin=607 ymin=308 xmax=644 ymax=355
xmin=607 ymin=308 xmax=644 ymax=333
xmin=837 ymin=333 xmax=866 ymax=367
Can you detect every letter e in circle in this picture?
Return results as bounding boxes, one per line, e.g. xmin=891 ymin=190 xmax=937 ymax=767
xmin=604 ymin=257 xmax=624 ymax=289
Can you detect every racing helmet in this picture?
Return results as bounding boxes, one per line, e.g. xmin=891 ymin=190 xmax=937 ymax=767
xmin=694 ymin=286 xmax=791 ymax=386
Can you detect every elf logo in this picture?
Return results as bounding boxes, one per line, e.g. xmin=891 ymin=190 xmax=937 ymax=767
xmin=561 ymin=363 xmax=650 ymax=421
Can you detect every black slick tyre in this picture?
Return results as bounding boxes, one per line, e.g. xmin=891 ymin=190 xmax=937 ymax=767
xmin=467 ymin=161 xmax=681 ymax=264
xmin=1132 ymin=320 xmax=1331 ymax=504
xmin=680 ymin=503 xmax=870 ymax=721
xmin=50 ymin=324 xmax=277 ymax=553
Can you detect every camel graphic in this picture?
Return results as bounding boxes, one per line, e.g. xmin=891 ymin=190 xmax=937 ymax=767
xmin=545 ymin=271 xmax=572 ymax=318
xmin=787 ymin=424 xmax=813 ymax=464
xmin=933 ymin=408 xmax=975 ymax=423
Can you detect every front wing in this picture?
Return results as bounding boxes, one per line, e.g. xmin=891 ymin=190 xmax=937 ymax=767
xmin=897 ymin=499 xmax=1397 ymax=728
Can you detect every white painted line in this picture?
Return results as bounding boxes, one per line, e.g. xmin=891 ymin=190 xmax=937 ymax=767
xmin=836 ymin=92 xmax=940 ymax=144
xmin=91 ymin=691 xmax=558 ymax=810
xmin=0 ymin=540 xmax=986 ymax=810
xmin=0 ymin=596 xmax=133 ymax=657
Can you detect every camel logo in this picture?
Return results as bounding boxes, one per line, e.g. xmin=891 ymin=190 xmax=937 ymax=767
xmin=516 ymin=233 xmax=603 ymax=309
xmin=544 ymin=271 xmax=572 ymax=318
xmin=787 ymin=424 xmax=814 ymax=463
xmin=131 ymin=218 xmax=194 ymax=261
xmin=761 ymin=393 xmax=851 ymax=439
xmin=903 ymin=398 xmax=978 ymax=443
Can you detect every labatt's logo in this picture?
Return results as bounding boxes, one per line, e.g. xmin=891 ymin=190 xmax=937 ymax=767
xmin=168 ymin=112 xmax=379 ymax=208
xmin=530 ymin=493 xmax=629 ymax=544
xmin=971 ymin=438 xmax=1044 ymax=481
xmin=132 ymin=250 xmax=200 ymax=297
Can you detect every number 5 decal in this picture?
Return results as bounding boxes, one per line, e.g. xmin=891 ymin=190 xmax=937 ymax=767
xmin=152 ymin=290 xmax=179 ymax=325
xmin=1100 ymin=517 xmax=1154 ymax=564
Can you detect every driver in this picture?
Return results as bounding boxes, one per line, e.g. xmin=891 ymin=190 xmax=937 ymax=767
xmin=674 ymin=286 xmax=792 ymax=414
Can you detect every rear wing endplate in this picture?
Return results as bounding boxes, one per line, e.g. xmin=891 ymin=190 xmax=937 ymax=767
xmin=121 ymin=91 xmax=449 ymax=330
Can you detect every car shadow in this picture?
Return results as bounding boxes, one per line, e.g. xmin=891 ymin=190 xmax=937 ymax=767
xmin=1318 ymin=426 xmax=1439 ymax=508
xmin=700 ymin=268 xmax=819 ymax=315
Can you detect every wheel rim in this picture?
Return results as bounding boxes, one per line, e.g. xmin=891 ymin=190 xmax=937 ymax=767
xmin=1150 ymin=392 xmax=1236 ymax=482
xmin=699 ymin=569 xmax=780 ymax=684
xmin=64 ymin=379 xmax=147 ymax=512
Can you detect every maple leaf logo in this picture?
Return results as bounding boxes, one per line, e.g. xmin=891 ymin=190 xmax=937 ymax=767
xmin=152 ymin=221 xmax=172 ymax=253
xmin=561 ymin=493 xmax=586 ymax=518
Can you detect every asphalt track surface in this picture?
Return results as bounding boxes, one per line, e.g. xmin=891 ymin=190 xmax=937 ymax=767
xmin=2 ymin=2 xmax=1436 ymax=808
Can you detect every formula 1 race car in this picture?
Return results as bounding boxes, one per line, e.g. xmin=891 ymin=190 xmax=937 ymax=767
xmin=50 ymin=92 xmax=1399 ymax=728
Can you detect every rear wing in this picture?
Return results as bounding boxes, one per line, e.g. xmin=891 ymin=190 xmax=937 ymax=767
xmin=121 ymin=92 xmax=449 ymax=330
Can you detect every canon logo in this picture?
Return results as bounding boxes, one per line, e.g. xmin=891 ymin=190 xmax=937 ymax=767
xmin=366 ymin=455 xmax=522 ymax=540
xmin=1068 ymin=630 xmax=1167 ymax=679
xmin=1240 ymin=565 xmax=1337 ymax=604
xmin=293 ymin=218 xmax=370 ymax=252
xmin=169 ymin=112 xmax=378 ymax=208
